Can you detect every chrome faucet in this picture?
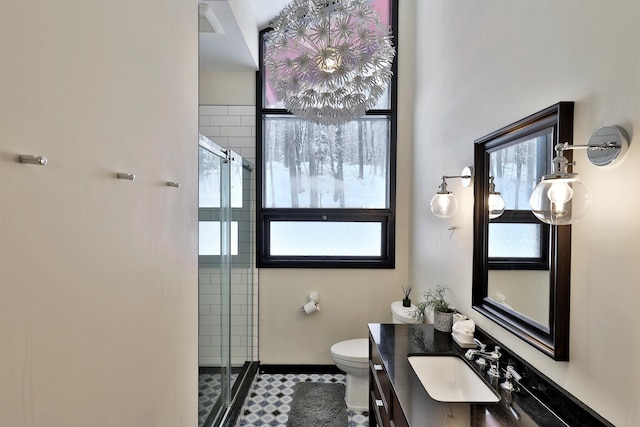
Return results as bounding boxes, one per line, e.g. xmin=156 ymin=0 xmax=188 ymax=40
xmin=465 ymin=339 xmax=502 ymax=378
xmin=500 ymin=364 xmax=522 ymax=392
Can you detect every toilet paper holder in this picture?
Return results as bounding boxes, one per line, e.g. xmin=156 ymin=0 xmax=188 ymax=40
xmin=301 ymin=292 xmax=320 ymax=314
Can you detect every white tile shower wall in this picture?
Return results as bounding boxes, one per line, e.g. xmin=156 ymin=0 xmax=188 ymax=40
xmin=198 ymin=268 xmax=254 ymax=366
xmin=199 ymin=105 xmax=256 ymax=165
xmin=199 ymin=105 xmax=258 ymax=367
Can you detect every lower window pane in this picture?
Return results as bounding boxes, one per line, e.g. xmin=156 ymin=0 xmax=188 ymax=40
xmin=270 ymin=222 xmax=382 ymax=256
xmin=488 ymin=223 xmax=541 ymax=258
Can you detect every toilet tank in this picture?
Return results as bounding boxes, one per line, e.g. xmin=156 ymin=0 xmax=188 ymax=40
xmin=391 ymin=301 xmax=420 ymax=324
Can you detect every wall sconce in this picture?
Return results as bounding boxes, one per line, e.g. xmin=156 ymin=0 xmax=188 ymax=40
xmin=488 ymin=176 xmax=506 ymax=219
xmin=430 ymin=167 xmax=473 ymax=218
xmin=529 ymin=125 xmax=629 ymax=225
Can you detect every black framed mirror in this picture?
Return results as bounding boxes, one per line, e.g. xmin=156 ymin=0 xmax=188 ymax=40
xmin=472 ymin=102 xmax=573 ymax=361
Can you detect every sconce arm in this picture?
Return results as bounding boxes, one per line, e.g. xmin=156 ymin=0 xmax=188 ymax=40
xmin=555 ymin=126 xmax=629 ymax=169
xmin=441 ymin=174 xmax=471 ymax=180
xmin=437 ymin=167 xmax=473 ymax=194
xmin=559 ymin=141 xmax=622 ymax=152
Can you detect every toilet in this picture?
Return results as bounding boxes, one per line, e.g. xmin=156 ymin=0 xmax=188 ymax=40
xmin=330 ymin=301 xmax=420 ymax=411
xmin=330 ymin=338 xmax=369 ymax=411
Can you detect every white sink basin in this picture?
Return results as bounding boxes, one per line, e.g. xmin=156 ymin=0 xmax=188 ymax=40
xmin=408 ymin=355 xmax=501 ymax=403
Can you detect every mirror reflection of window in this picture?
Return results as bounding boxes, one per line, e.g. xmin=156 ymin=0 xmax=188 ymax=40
xmin=488 ymin=224 xmax=541 ymax=258
xmin=487 ymin=131 xmax=550 ymax=267
xmin=489 ymin=132 xmax=549 ymax=210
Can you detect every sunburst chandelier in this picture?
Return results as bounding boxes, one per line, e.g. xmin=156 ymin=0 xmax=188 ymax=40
xmin=264 ymin=0 xmax=395 ymax=125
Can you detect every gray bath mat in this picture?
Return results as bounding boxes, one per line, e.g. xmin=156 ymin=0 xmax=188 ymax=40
xmin=286 ymin=382 xmax=348 ymax=427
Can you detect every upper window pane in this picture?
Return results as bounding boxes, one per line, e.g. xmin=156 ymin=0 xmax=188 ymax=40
xmin=263 ymin=116 xmax=390 ymax=209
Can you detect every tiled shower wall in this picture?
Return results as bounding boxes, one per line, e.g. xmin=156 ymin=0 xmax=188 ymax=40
xmin=198 ymin=105 xmax=258 ymax=367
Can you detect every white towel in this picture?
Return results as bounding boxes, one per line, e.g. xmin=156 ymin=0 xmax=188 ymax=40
xmin=452 ymin=319 xmax=475 ymax=344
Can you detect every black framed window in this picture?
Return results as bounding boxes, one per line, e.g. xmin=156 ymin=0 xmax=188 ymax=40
xmin=256 ymin=0 xmax=398 ymax=268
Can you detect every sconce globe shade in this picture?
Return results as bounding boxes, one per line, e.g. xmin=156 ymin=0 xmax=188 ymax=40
xmin=488 ymin=193 xmax=506 ymax=219
xmin=529 ymin=177 xmax=592 ymax=225
xmin=431 ymin=193 xmax=458 ymax=218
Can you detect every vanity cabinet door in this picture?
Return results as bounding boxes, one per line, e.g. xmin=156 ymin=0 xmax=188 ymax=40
xmin=370 ymin=334 xmax=411 ymax=427
xmin=369 ymin=336 xmax=391 ymax=427
xmin=370 ymin=388 xmax=391 ymax=427
xmin=369 ymin=355 xmax=409 ymax=427
xmin=391 ymin=391 xmax=409 ymax=427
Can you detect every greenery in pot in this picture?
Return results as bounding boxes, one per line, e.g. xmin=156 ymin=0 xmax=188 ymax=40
xmin=410 ymin=284 xmax=454 ymax=327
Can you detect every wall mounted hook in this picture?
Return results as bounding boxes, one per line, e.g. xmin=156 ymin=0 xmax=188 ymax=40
xmin=166 ymin=181 xmax=180 ymax=188
xmin=18 ymin=155 xmax=47 ymax=166
xmin=117 ymin=172 xmax=135 ymax=181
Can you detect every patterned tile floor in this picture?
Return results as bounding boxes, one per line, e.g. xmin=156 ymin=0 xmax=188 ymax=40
xmin=237 ymin=372 xmax=368 ymax=427
xmin=198 ymin=370 xmax=239 ymax=427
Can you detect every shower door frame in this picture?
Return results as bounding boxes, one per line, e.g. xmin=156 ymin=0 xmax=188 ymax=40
xmin=198 ymin=135 xmax=258 ymax=427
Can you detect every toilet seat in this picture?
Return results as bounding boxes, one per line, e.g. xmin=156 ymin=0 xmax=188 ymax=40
xmin=330 ymin=338 xmax=368 ymax=364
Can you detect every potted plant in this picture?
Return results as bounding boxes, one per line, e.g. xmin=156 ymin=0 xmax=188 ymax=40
xmin=401 ymin=285 xmax=412 ymax=307
xmin=411 ymin=284 xmax=455 ymax=332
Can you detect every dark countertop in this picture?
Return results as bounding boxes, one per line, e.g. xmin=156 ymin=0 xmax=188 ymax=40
xmin=368 ymin=323 xmax=611 ymax=427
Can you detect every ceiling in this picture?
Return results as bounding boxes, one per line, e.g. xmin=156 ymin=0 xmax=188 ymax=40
xmin=199 ymin=0 xmax=292 ymax=72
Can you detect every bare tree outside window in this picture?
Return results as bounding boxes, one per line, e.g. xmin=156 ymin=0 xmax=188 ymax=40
xmin=264 ymin=117 xmax=390 ymax=210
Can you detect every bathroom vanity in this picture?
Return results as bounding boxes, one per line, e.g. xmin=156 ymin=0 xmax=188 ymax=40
xmin=368 ymin=323 xmax=612 ymax=427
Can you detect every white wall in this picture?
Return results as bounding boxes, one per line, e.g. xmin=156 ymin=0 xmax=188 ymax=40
xmin=411 ymin=1 xmax=639 ymax=426
xmin=200 ymin=72 xmax=256 ymax=105
xmin=0 ymin=1 xmax=199 ymax=426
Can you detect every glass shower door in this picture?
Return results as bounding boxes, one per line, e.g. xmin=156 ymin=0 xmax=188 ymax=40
xmin=198 ymin=138 xmax=231 ymax=426
xmin=198 ymin=134 xmax=257 ymax=427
